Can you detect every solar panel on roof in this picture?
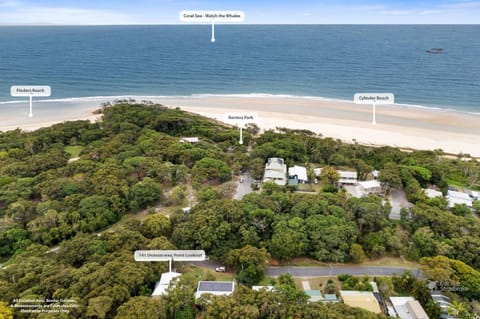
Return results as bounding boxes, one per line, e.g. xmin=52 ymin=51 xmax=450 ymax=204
xmin=198 ymin=281 xmax=233 ymax=292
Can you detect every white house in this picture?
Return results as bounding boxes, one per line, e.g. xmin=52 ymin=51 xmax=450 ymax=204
xmin=447 ymin=190 xmax=473 ymax=208
xmin=358 ymin=180 xmax=382 ymax=194
xmin=466 ymin=189 xmax=480 ymax=201
xmin=472 ymin=191 xmax=480 ymax=201
xmin=314 ymin=167 xmax=358 ymax=185
xmin=337 ymin=170 xmax=358 ymax=185
xmin=263 ymin=158 xmax=287 ymax=186
xmin=179 ymin=137 xmax=199 ymax=144
xmin=424 ymin=189 xmax=443 ymax=199
xmin=288 ymin=165 xmax=308 ymax=184
xmin=431 ymin=292 xmax=454 ymax=318
xmin=389 ymin=297 xmax=430 ymax=319
xmin=195 ymin=281 xmax=235 ymax=300
xmin=151 ymin=272 xmax=181 ymax=297
xmin=252 ymin=286 xmax=274 ymax=292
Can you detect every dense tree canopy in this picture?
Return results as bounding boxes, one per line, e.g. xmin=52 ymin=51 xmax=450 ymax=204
xmin=1 ymin=103 xmax=479 ymax=318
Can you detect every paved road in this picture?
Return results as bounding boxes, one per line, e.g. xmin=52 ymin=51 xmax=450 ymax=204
xmin=190 ymin=261 xmax=423 ymax=278
xmin=265 ymin=266 xmax=423 ymax=278
xmin=234 ymin=172 xmax=254 ymax=200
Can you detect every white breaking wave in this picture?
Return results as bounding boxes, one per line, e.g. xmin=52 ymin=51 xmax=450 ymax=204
xmin=0 ymin=93 xmax=479 ymax=116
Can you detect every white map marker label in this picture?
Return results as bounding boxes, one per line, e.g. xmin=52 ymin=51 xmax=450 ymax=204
xmin=11 ymin=86 xmax=51 ymax=117
xmin=134 ymin=250 xmax=207 ymax=272
xmin=224 ymin=112 xmax=258 ymax=144
xmin=354 ymin=93 xmax=395 ymax=125
xmin=180 ymin=10 xmax=245 ymax=43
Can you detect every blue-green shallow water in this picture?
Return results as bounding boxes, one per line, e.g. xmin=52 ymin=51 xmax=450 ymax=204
xmin=0 ymin=25 xmax=479 ymax=112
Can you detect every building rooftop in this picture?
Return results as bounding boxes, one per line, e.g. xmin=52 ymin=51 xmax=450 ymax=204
xmin=447 ymin=190 xmax=473 ymax=207
xmin=424 ymin=189 xmax=443 ymax=198
xmin=466 ymin=189 xmax=480 ymax=200
xmin=288 ymin=165 xmax=308 ymax=182
xmin=266 ymin=157 xmax=285 ymax=167
xmin=195 ymin=281 xmax=235 ymax=299
xmin=180 ymin=137 xmax=199 ymax=143
xmin=390 ymin=297 xmax=429 ymax=319
xmin=264 ymin=170 xmax=288 ymax=180
xmin=406 ymin=300 xmax=429 ymax=319
xmin=340 ymin=291 xmax=382 ymax=314
xmin=252 ymin=285 xmax=274 ymax=292
xmin=338 ymin=170 xmax=358 ymax=179
xmin=151 ymin=272 xmax=181 ymax=297
xmin=305 ymin=290 xmax=324 ymax=302
xmin=324 ymin=294 xmax=339 ymax=302
xmin=448 ymin=190 xmax=472 ymax=200
xmin=358 ymin=180 xmax=381 ymax=190
xmin=288 ymin=177 xmax=299 ymax=186
xmin=264 ymin=158 xmax=287 ymax=186
xmin=339 ymin=179 xmax=358 ymax=185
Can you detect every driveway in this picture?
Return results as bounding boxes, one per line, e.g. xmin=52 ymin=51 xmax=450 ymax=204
xmin=389 ymin=188 xmax=413 ymax=220
xmin=234 ymin=171 xmax=254 ymax=200
xmin=344 ymin=185 xmax=363 ymax=198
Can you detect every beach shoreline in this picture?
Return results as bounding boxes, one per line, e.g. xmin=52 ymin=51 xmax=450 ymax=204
xmin=1 ymin=95 xmax=479 ymax=158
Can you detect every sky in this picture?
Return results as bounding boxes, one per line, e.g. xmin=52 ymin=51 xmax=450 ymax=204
xmin=0 ymin=0 xmax=479 ymax=25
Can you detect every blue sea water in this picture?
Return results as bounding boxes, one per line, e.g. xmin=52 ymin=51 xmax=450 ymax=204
xmin=0 ymin=25 xmax=479 ymax=112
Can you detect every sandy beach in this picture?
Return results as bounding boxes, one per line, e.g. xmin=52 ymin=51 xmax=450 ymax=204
xmin=1 ymin=95 xmax=479 ymax=157
xmin=162 ymin=96 xmax=480 ymax=158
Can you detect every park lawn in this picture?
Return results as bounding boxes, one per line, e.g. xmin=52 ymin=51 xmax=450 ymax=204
xmin=65 ymin=145 xmax=84 ymax=158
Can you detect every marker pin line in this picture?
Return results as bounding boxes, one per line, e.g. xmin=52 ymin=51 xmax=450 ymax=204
xmin=239 ymin=126 xmax=243 ymax=144
xmin=211 ymin=21 xmax=215 ymax=43
xmin=29 ymin=93 xmax=33 ymax=117
xmin=372 ymin=102 xmax=376 ymax=125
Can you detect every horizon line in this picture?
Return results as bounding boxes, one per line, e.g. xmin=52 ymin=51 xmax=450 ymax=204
xmin=0 ymin=23 xmax=479 ymax=26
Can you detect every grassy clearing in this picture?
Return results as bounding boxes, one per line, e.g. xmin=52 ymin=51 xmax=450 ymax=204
xmin=296 ymin=183 xmax=316 ymax=192
xmin=180 ymin=265 xmax=234 ymax=281
xmin=271 ymin=256 xmax=420 ymax=268
xmin=257 ymin=276 xmax=276 ymax=286
xmin=65 ymin=145 xmax=84 ymax=158
xmin=361 ymin=256 xmax=420 ymax=268
xmin=268 ymin=257 xmax=331 ymax=267
xmin=286 ymin=258 xmax=330 ymax=267
xmin=294 ymin=277 xmax=342 ymax=291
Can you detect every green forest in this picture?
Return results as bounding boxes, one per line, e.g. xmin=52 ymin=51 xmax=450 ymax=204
xmin=1 ymin=102 xmax=479 ymax=318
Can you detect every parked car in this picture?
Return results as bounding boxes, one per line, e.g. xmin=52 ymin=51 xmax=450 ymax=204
xmin=215 ymin=266 xmax=226 ymax=272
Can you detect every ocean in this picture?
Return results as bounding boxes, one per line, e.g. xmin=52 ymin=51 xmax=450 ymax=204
xmin=0 ymin=25 xmax=479 ymax=112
